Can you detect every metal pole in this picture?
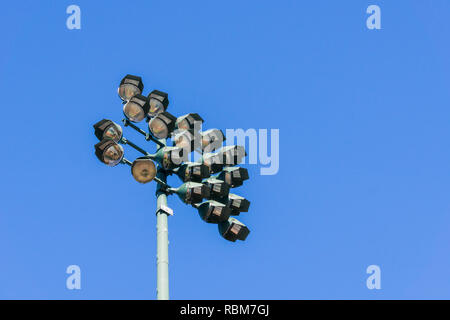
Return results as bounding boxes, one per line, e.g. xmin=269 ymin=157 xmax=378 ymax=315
xmin=155 ymin=146 xmax=169 ymax=300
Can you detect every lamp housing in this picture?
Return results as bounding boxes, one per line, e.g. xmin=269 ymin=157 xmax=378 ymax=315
xmin=93 ymin=119 xmax=123 ymax=143
xmin=218 ymin=217 xmax=250 ymax=242
xmin=196 ymin=200 xmax=231 ymax=224
xmin=216 ymin=167 xmax=249 ymax=188
xmin=219 ymin=145 xmax=247 ymax=166
xmin=172 ymin=129 xmax=200 ymax=154
xmin=147 ymin=90 xmax=169 ymax=117
xmin=201 ymin=129 xmax=225 ymax=152
xmin=227 ymin=193 xmax=251 ymax=215
xmin=118 ymin=74 xmax=143 ymax=101
xmin=94 ymin=140 xmax=124 ymax=167
xmin=131 ymin=157 xmax=157 ymax=184
xmin=201 ymin=152 xmax=225 ymax=174
xmin=172 ymin=182 xmax=210 ymax=204
xmin=175 ymin=162 xmax=210 ymax=183
xmin=148 ymin=112 xmax=177 ymax=139
xmin=154 ymin=146 xmax=186 ymax=170
xmin=175 ymin=113 xmax=204 ymax=131
xmin=123 ymin=94 xmax=149 ymax=123
xmin=203 ymin=177 xmax=230 ymax=200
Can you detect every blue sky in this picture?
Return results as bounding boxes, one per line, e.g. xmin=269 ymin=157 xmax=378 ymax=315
xmin=1 ymin=0 xmax=450 ymax=299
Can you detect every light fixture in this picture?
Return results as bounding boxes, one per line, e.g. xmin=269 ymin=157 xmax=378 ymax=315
xmin=172 ymin=129 xmax=199 ymax=153
xmin=147 ymin=90 xmax=169 ymax=117
xmin=218 ymin=145 xmax=246 ymax=166
xmin=170 ymin=182 xmax=210 ymax=204
xmin=94 ymin=75 xmax=250 ymax=300
xmin=148 ymin=112 xmax=177 ymax=139
xmin=216 ymin=167 xmax=249 ymax=188
xmin=175 ymin=113 xmax=204 ymax=131
xmin=131 ymin=157 xmax=157 ymax=184
xmin=118 ymin=74 xmax=143 ymax=101
xmin=123 ymin=94 xmax=149 ymax=123
xmin=203 ymin=177 xmax=230 ymax=200
xmin=218 ymin=217 xmax=250 ymax=242
xmin=154 ymin=146 xmax=186 ymax=170
xmin=94 ymin=140 xmax=124 ymax=167
xmin=175 ymin=162 xmax=210 ymax=183
xmin=227 ymin=193 xmax=251 ymax=215
xmin=200 ymin=129 xmax=225 ymax=152
xmin=195 ymin=200 xmax=231 ymax=223
xmin=93 ymin=119 xmax=123 ymax=143
xmin=95 ymin=73 xmax=255 ymax=300
xmin=200 ymin=152 xmax=225 ymax=174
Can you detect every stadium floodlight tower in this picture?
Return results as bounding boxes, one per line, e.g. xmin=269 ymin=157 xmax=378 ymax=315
xmin=93 ymin=74 xmax=252 ymax=300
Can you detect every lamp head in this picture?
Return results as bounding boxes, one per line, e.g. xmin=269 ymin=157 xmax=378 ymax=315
xmin=122 ymin=94 xmax=149 ymax=123
xmin=216 ymin=167 xmax=249 ymax=188
xmin=219 ymin=145 xmax=246 ymax=166
xmin=147 ymin=90 xmax=169 ymax=117
xmin=131 ymin=157 xmax=157 ymax=184
xmin=173 ymin=182 xmax=210 ymax=204
xmin=118 ymin=74 xmax=143 ymax=101
xmin=218 ymin=217 xmax=250 ymax=242
xmin=201 ymin=152 xmax=225 ymax=174
xmin=200 ymin=129 xmax=225 ymax=152
xmin=94 ymin=140 xmax=124 ymax=167
xmin=176 ymin=162 xmax=210 ymax=183
xmin=148 ymin=112 xmax=177 ymax=139
xmin=203 ymin=177 xmax=230 ymax=200
xmin=93 ymin=119 xmax=123 ymax=143
xmin=227 ymin=193 xmax=251 ymax=215
xmin=175 ymin=113 xmax=204 ymax=131
xmin=196 ymin=200 xmax=231 ymax=224
xmin=172 ymin=129 xmax=200 ymax=154
xmin=155 ymin=146 xmax=186 ymax=170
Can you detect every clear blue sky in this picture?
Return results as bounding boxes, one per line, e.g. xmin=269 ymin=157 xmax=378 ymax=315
xmin=1 ymin=0 xmax=450 ymax=299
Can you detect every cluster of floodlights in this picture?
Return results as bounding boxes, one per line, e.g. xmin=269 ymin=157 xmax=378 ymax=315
xmin=93 ymin=75 xmax=251 ymax=242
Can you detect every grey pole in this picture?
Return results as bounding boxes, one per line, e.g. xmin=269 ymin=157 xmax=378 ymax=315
xmin=155 ymin=143 xmax=169 ymax=300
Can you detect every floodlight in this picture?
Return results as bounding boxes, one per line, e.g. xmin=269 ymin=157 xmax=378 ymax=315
xmin=175 ymin=162 xmax=210 ymax=183
xmin=147 ymin=90 xmax=169 ymax=117
xmin=96 ymin=72 xmax=254 ymax=299
xmin=93 ymin=119 xmax=123 ymax=143
xmin=118 ymin=74 xmax=143 ymax=101
xmin=170 ymin=182 xmax=210 ymax=204
xmin=148 ymin=112 xmax=177 ymax=139
xmin=216 ymin=167 xmax=249 ymax=188
xmin=203 ymin=177 xmax=230 ymax=200
xmin=94 ymin=140 xmax=124 ymax=167
xmin=154 ymin=146 xmax=186 ymax=170
xmin=227 ymin=193 xmax=250 ymax=215
xmin=131 ymin=157 xmax=157 ymax=184
xmin=218 ymin=217 xmax=250 ymax=242
xmin=201 ymin=152 xmax=225 ymax=174
xmin=172 ymin=129 xmax=199 ymax=153
xmin=195 ymin=200 xmax=231 ymax=223
xmin=123 ymin=94 xmax=149 ymax=123
xmin=200 ymin=129 xmax=225 ymax=152
xmin=219 ymin=145 xmax=246 ymax=166
xmin=175 ymin=113 xmax=204 ymax=131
